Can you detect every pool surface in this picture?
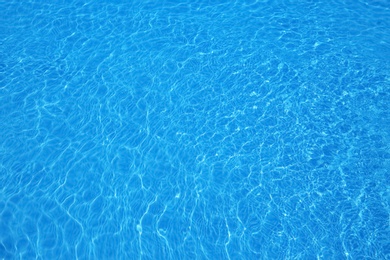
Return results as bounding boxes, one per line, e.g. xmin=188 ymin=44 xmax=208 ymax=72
xmin=1 ymin=0 xmax=389 ymax=259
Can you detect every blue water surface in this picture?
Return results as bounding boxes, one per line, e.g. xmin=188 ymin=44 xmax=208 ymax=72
xmin=1 ymin=0 xmax=389 ymax=259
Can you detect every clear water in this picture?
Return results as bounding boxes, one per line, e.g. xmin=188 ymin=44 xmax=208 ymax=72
xmin=1 ymin=0 xmax=389 ymax=259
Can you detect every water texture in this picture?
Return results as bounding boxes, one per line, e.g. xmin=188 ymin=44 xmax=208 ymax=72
xmin=0 ymin=0 xmax=389 ymax=259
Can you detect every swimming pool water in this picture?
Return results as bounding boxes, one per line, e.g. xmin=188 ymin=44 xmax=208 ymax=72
xmin=1 ymin=0 xmax=389 ymax=259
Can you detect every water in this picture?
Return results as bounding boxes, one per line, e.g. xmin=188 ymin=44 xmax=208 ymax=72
xmin=0 ymin=0 xmax=389 ymax=259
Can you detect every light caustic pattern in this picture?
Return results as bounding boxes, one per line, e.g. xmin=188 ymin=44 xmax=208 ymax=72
xmin=0 ymin=0 xmax=389 ymax=259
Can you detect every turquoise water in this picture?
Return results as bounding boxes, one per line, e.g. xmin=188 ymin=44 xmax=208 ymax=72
xmin=0 ymin=0 xmax=389 ymax=259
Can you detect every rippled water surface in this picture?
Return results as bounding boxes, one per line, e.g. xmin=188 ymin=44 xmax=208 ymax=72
xmin=1 ymin=0 xmax=389 ymax=259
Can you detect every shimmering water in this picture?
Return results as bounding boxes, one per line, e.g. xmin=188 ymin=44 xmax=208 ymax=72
xmin=0 ymin=0 xmax=389 ymax=259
